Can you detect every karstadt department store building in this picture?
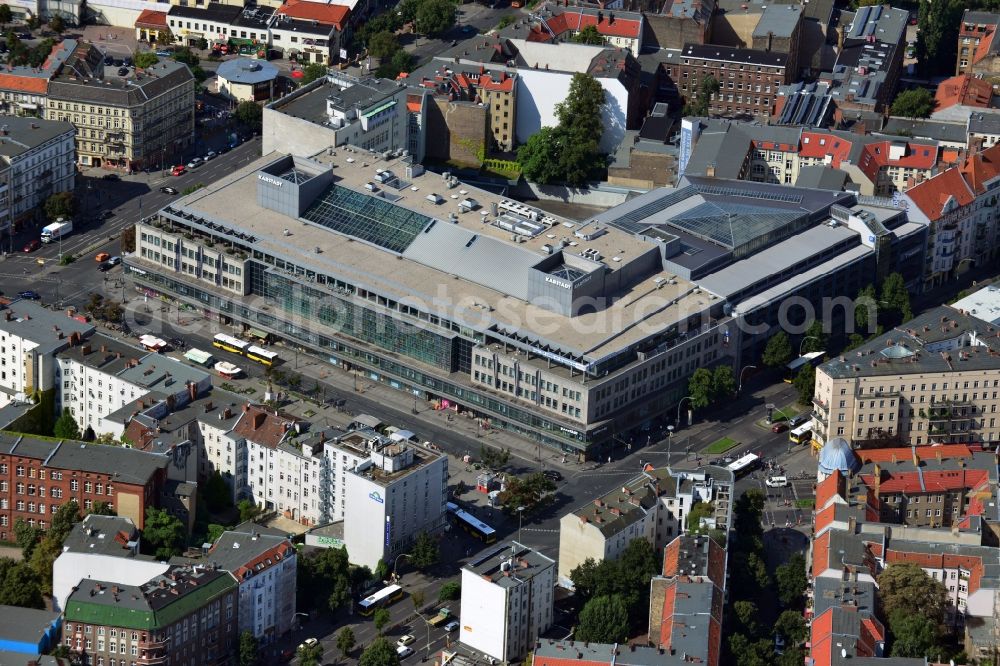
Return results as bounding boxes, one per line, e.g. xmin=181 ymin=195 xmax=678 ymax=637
xmin=125 ymin=152 xmax=735 ymax=454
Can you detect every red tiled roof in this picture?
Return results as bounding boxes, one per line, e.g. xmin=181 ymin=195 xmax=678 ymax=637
xmin=903 ymin=167 xmax=975 ymax=221
xmin=0 ymin=71 xmax=49 ymax=95
xmin=231 ymin=404 xmax=299 ymax=448
xmin=859 ymin=468 xmax=989 ymax=494
xmin=480 ymin=72 xmax=514 ymax=92
xmin=276 ymin=0 xmax=349 ymax=30
xmin=884 ymin=548 xmax=986 ymax=593
xmin=961 ymin=142 xmax=1000 ymax=193
xmin=135 ymin=9 xmax=168 ymax=29
xmin=812 ymin=530 xmax=832 ymax=575
xmin=973 ymin=30 xmax=996 ymax=65
xmin=858 ymin=445 xmax=976 ymax=463
xmin=816 ymin=470 xmax=846 ymax=511
xmin=935 ymin=74 xmax=993 ymax=110
xmin=799 ymin=131 xmax=853 ymax=167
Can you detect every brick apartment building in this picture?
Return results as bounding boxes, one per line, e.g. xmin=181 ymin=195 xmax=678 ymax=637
xmin=662 ymin=43 xmax=789 ymax=118
xmin=0 ymin=432 xmax=169 ymax=541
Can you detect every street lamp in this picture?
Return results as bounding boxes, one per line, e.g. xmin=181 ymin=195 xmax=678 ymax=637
xmin=516 ymin=505 xmax=525 ymax=545
xmin=676 ymin=396 xmax=694 ymax=429
xmin=392 ymin=553 xmax=410 ymax=581
xmin=667 ymin=425 xmax=674 ymax=461
xmin=737 ymin=365 xmax=757 ymax=395
xmin=799 ymin=335 xmax=821 ymax=357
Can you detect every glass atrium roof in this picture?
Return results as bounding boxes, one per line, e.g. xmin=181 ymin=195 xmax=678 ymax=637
xmin=301 ymin=184 xmax=432 ymax=253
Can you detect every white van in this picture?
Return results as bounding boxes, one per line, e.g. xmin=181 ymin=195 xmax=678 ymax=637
xmin=765 ymin=476 xmax=789 ymax=488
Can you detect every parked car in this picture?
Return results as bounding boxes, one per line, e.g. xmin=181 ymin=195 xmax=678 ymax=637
xmin=104 ymin=55 xmax=114 ymax=65
xmin=99 ymin=210 xmax=114 ymax=219
xmin=171 ymin=165 xmax=186 ymax=176
xmin=204 ymin=150 xmax=217 ymax=161
xmin=219 ymin=144 xmax=232 ymax=154
xmin=18 ymin=32 xmax=32 ymax=40
xmin=396 ymin=646 xmax=414 ymax=659
xmin=102 ymin=173 xmax=120 ymax=181
xmin=22 ymin=239 xmax=40 ymax=252
xmin=117 ymin=66 xmax=129 ymax=76
xmin=112 ymin=58 xmax=124 ymax=67
xmin=186 ymin=157 xmax=203 ymax=169
xmin=123 ymin=56 xmax=133 ymax=66
xmin=160 ymin=186 xmax=178 ymax=194
xmin=95 ymin=252 xmax=110 ymax=262
xmin=17 ymin=290 xmax=40 ymax=300
xmin=169 ymin=337 xmax=186 ymax=349
xmin=155 ymin=50 xmax=172 ymax=57
xmin=108 ymin=256 xmax=121 ymax=266
xmin=765 ymin=476 xmax=789 ymax=488
xmin=98 ymin=261 xmax=113 ymax=272
xmin=770 ymin=422 xmax=788 ymax=433
xmin=443 ymin=620 xmax=459 ymax=632
xmin=298 ymin=638 xmax=319 ymax=651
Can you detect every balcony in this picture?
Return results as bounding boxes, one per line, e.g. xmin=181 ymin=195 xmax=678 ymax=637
xmin=137 ymin=637 xmax=168 ymax=665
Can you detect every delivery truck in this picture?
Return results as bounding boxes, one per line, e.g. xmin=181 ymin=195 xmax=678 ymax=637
xmin=40 ymin=218 xmax=73 ymax=243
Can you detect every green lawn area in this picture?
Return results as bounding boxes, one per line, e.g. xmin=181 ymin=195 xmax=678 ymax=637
xmin=704 ymin=437 xmax=740 ymax=454
xmin=754 ymin=402 xmax=801 ymax=429
xmin=795 ymin=499 xmax=815 ymax=509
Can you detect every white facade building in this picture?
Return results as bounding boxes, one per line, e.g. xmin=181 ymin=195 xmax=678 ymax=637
xmin=0 ymin=301 xmax=93 ymax=409
xmin=0 ymin=117 xmax=76 ymax=236
xmin=342 ymin=435 xmax=447 ymax=569
xmin=459 ymin=543 xmax=555 ymax=663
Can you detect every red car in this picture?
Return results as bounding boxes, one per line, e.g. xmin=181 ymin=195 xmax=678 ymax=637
xmin=771 ymin=422 xmax=789 ymax=433
xmin=22 ymin=239 xmax=41 ymax=252
xmin=171 ymin=165 xmax=186 ymax=176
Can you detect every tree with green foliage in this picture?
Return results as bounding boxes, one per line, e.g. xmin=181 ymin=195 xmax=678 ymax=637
xmin=0 ymin=6 xmax=11 ymax=28
xmin=0 ymin=557 xmax=44 ymax=609
xmin=713 ymin=365 xmax=736 ymax=400
xmin=915 ymin=0 xmax=964 ymax=77
xmin=206 ymin=523 xmax=228 ymax=543
xmin=44 ymin=191 xmax=76 ymax=222
xmin=48 ymin=15 xmax=65 ymax=34
xmin=337 ymin=626 xmax=356 ymax=661
xmin=297 ymin=546 xmax=363 ymax=615
xmin=239 ymin=630 xmax=260 ymax=666
xmin=569 ymin=539 xmax=659 ymax=630
xmin=479 ymin=444 xmax=511 ymax=470
xmin=802 ymin=319 xmax=827 ymax=354
xmin=733 ymin=600 xmax=760 ymax=637
xmin=374 ymin=558 xmax=389 ymax=582
xmin=414 ymin=0 xmax=456 ymax=36
xmin=727 ymin=633 xmax=777 ymax=666
xmin=409 ymin=531 xmax=439 ymax=570
xmin=498 ymin=472 xmax=556 ymax=513
xmin=762 ymin=331 xmax=793 ymax=368
xmin=684 ymin=76 xmax=720 ymax=117
xmin=142 ymin=507 xmax=186 ymax=560
xmin=688 ymin=367 xmax=714 ymax=409
xmin=297 ymin=640 xmax=324 ymax=666
xmin=774 ymin=609 xmax=808 ymax=644
xmin=203 ymin=471 xmax=232 ymax=513
xmin=878 ymin=563 xmax=947 ymax=625
xmin=373 ymin=607 xmax=391 ymax=634
xmin=398 ymin=0 xmax=422 ymax=23
xmin=793 ymin=363 xmax=816 ymax=406
xmin=368 ymin=30 xmax=400 ymax=59
xmin=775 ymin=552 xmax=808 ymax=609
xmin=880 ymin=272 xmax=913 ymax=327
xmin=576 ymin=594 xmax=628 ymax=643
xmin=237 ymin=499 xmax=261 ymax=523
xmin=134 ymin=51 xmax=159 ymax=69
xmin=555 ymin=71 xmax=605 ymax=144
xmin=890 ymin=88 xmax=936 ymax=118
xmin=235 ymin=101 xmax=262 ymax=132
xmin=360 ymin=637 xmax=400 ymax=666
xmin=854 ymin=284 xmax=877 ymax=334
xmin=686 ymin=501 xmax=714 ymax=534
xmin=439 ymin=580 xmax=461 ymax=602
xmin=50 ymin=500 xmax=81 ymax=539
xmin=301 ymin=62 xmax=329 ymax=84
xmin=88 ymin=501 xmax=116 ymax=517
xmin=172 ymin=47 xmax=200 ymax=67
xmin=778 ymin=647 xmax=807 ymax=666
xmin=14 ymin=519 xmax=42 ymax=559
xmin=889 ymin=611 xmax=940 ymax=658
xmin=53 ymin=407 xmax=81 ymax=439
xmin=517 ymin=127 xmax=565 ymax=184
xmin=572 ymin=25 xmax=604 ymax=45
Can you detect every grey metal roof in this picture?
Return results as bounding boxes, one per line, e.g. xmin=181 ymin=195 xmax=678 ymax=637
xmin=881 ymin=117 xmax=968 ymax=143
xmin=62 ymin=514 xmax=140 ymax=557
xmin=57 ymin=333 xmax=146 ymax=374
xmin=48 ymin=57 xmax=193 ymax=108
xmin=115 ymin=352 xmax=211 ymax=392
xmin=795 ymin=165 xmax=848 ymax=190
xmin=752 ymin=3 xmax=802 ymax=39
xmin=203 ymin=529 xmax=292 ymax=575
xmin=0 ymin=605 xmax=61 ymax=644
xmin=217 ymin=58 xmax=279 ymax=85
xmin=0 ymin=300 xmax=95 ymax=354
xmin=464 ymin=542 xmax=553 ymax=589
xmin=962 ymin=9 xmax=1000 ymax=26
xmin=681 ymin=43 xmax=788 ymax=68
xmin=967 ymin=110 xmax=1000 ymax=135
xmin=0 ymin=434 xmax=168 ymax=485
xmin=0 ymin=117 xmax=75 ymax=160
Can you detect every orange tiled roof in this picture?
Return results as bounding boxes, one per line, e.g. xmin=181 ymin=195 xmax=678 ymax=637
xmin=973 ymin=30 xmax=997 ymax=65
xmin=0 ymin=72 xmax=49 ymax=95
xmin=276 ymin=0 xmax=349 ymax=30
xmin=961 ymin=142 xmax=1000 ymax=193
xmin=935 ymin=74 xmax=993 ymax=110
xmin=816 ymin=469 xmax=846 ymax=511
xmin=480 ymin=72 xmax=514 ymax=92
xmin=135 ymin=9 xmax=168 ymax=29
xmin=858 ymin=444 xmax=976 ymax=463
xmin=231 ymin=404 xmax=299 ymax=448
xmin=543 ymin=11 xmax=643 ymax=39
xmin=903 ymin=166 xmax=975 ymax=221
xmin=799 ymin=131 xmax=853 ymax=166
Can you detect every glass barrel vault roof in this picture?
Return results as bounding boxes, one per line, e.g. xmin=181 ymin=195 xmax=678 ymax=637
xmin=300 ymin=184 xmax=432 ymax=253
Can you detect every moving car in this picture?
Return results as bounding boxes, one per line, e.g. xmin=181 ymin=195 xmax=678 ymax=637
xmin=397 ymin=646 xmax=414 ymax=659
xmin=443 ymin=620 xmax=460 ymax=632
xmin=298 ymin=638 xmax=319 ymax=651
xmin=17 ymin=290 xmax=40 ymax=300
xmin=542 ymin=470 xmax=562 ymax=482
xmin=95 ymin=252 xmax=110 ymax=262
xmin=160 ymin=186 xmax=178 ymax=194
xmin=765 ymin=476 xmax=789 ymax=488
xmin=22 ymin=239 xmax=40 ymax=252
xmin=770 ymin=422 xmax=788 ymax=433
xmin=397 ymin=635 xmax=416 ymax=647
xmin=171 ymin=165 xmax=186 ymax=176
xmin=99 ymin=210 xmax=114 ymax=220
xmin=108 ymin=256 xmax=121 ymax=266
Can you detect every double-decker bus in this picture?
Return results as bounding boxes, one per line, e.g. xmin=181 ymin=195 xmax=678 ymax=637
xmin=784 ymin=351 xmax=825 ymax=382
xmin=246 ymin=345 xmax=280 ymax=367
xmin=212 ymin=333 xmax=250 ymax=355
xmin=358 ymin=584 xmax=404 ymax=616
xmin=446 ymin=502 xmax=497 ymax=543
xmin=789 ymin=420 xmax=813 ymax=445
xmin=725 ymin=453 xmax=760 ymax=479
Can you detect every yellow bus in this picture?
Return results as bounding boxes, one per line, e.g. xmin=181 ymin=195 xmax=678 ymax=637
xmin=212 ymin=333 xmax=250 ymax=355
xmin=358 ymin=584 xmax=404 ymax=616
xmin=246 ymin=345 xmax=279 ymax=366
xmin=789 ymin=421 xmax=813 ymax=444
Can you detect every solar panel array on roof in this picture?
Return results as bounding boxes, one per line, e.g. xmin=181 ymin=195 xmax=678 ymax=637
xmin=778 ymin=83 xmax=832 ymax=126
xmin=300 ymin=184 xmax=432 ymax=253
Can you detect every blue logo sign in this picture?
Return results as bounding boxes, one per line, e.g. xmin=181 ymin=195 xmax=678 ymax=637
xmin=369 ymin=491 xmax=384 ymax=504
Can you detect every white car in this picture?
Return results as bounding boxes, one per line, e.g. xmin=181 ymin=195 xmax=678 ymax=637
xmin=765 ymin=476 xmax=789 ymax=488
xmin=186 ymin=157 xmax=203 ymax=169
xmin=397 ymin=635 xmax=416 ymax=647
xmin=397 ymin=645 xmax=414 ymax=659
xmin=443 ymin=620 xmax=460 ymax=632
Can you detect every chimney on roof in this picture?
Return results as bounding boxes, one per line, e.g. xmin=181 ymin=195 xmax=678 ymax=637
xmin=188 ymin=381 xmax=198 ymax=403
xmin=243 ymin=403 xmax=251 ymax=413
xmin=912 ymin=448 xmax=920 ymax=467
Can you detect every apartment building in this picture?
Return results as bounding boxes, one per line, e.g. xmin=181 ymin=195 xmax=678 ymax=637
xmin=0 ymin=300 xmax=93 ymax=409
xmin=343 ymin=434 xmax=447 ymax=568
xmin=55 ymin=333 xmax=212 ymax=437
xmin=521 ymin=7 xmax=645 ymax=57
xmin=270 ymin=0 xmax=349 ymax=65
xmin=45 ymin=45 xmax=195 ymax=170
xmin=62 ymin=564 xmax=238 ymax=666
xmin=0 ymin=38 xmax=77 ymax=118
xmin=0 ymin=116 xmax=76 ymax=236
xmin=557 ymin=465 xmax=733 ymax=587
xmin=905 ymin=143 xmax=1000 ymax=287
xmin=660 ymin=43 xmax=790 ymax=119
xmin=812 ymin=306 xmax=1000 ymax=447
xmin=263 ymin=72 xmax=411 ymax=159
xmin=957 ymin=10 xmax=1000 ymax=78
xmin=0 ymin=432 xmax=169 ymax=542
xmin=52 ymin=514 xmax=167 ymax=612
xmin=204 ymin=528 xmax=297 ymax=644
xmin=459 ymin=543 xmax=555 ymax=663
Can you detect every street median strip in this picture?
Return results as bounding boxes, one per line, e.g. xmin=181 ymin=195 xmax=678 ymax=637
xmin=703 ymin=436 xmax=740 ymax=454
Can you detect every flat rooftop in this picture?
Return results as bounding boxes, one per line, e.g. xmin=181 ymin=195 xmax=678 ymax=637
xmin=464 ymin=542 xmax=553 ymax=588
xmin=951 ymin=285 xmax=1000 ymax=326
xmin=0 ymin=116 xmax=74 ymax=159
xmin=62 ymin=514 xmax=140 ymax=557
xmin=153 ymin=151 xmax=711 ymax=362
xmin=0 ymin=300 xmax=94 ymax=354
xmin=270 ymin=76 xmax=403 ymax=124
